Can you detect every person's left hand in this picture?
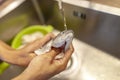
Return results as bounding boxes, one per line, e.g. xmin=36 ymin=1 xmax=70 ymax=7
xmin=0 ymin=33 xmax=54 ymax=66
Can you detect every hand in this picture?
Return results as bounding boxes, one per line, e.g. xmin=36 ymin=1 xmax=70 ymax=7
xmin=13 ymin=44 xmax=74 ymax=80
xmin=0 ymin=33 xmax=54 ymax=66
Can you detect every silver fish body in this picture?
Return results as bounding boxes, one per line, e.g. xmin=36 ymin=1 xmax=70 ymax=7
xmin=35 ymin=30 xmax=74 ymax=56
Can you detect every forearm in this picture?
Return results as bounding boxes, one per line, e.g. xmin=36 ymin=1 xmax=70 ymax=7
xmin=12 ymin=73 xmax=32 ymax=80
xmin=12 ymin=68 xmax=48 ymax=80
xmin=0 ymin=40 xmax=15 ymax=63
xmin=0 ymin=40 xmax=9 ymax=61
xmin=13 ymin=75 xmax=48 ymax=80
xmin=0 ymin=40 xmax=13 ymax=50
xmin=12 ymin=72 xmax=45 ymax=80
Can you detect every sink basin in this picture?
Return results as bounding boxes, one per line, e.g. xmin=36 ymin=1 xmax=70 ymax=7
xmin=50 ymin=31 xmax=120 ymax=80
xmin=1 ymin=30 xmax=120 ymax=80
xmin=0 ymin=0 xmax=120 ymax=80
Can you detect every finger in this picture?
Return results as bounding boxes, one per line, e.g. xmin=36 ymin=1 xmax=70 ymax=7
xmin=49 ymin=44 xmax=74 ymax=72
xmin=62 ymin=44 xmax=74 ymax=64
xmin=46 ymin=47 xmax=62 ymax=60
xmin=23 ymin=33 xmax=55 ymax=53
xmin=30 ymin=33 xmax=55 ymax=48
xmin=39 ymin=33 xmax=55 ymax=47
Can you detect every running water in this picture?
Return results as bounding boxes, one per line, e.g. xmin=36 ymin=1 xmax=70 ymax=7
xmin=58 ymin=0 xmax=67 ymax=30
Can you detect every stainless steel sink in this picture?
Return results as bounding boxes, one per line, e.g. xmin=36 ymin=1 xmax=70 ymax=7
xmin=0 ymin=0 xmax=120 ymax=80
xmin=1 ymin=35 xmax=120 ymax=80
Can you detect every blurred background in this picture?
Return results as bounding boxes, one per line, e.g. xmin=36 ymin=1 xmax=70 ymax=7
xmin=0 ymin=0 xmax=120 ymax=80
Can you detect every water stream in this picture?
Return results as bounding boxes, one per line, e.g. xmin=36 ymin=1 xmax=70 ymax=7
xmin=58 ymin=0 xmax=68 ymax=30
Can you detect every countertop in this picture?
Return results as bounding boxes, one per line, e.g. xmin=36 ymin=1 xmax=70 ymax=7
xmin=61 ymin=0 xmax=120 ymax=16
xmin=91 ymin=0 xmax=120 ymax=8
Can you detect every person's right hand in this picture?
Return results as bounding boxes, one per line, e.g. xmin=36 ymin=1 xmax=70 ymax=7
xmin=13 ymin=44 xmax=74 ymax=80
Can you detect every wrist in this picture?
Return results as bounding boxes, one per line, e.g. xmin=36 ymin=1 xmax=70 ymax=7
xmin=12 ymin=69 xmax=37 ymax=80
xmin=0 ymin=46 xmax=9 ymax=61
xmin=12 ymin=71 xmax=34 ymax=80
xmin=12 ymin=69 xmax=48 ymax=80
xmin=0 ymin=47 xmax=16 ymax=64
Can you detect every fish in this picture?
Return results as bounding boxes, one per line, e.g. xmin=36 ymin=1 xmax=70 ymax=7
xmin=34 ymin=30 xmax=74 ymax=58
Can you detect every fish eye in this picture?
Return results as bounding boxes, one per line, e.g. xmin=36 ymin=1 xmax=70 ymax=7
xmin=61 ymin=31 xmax=64 ymax=34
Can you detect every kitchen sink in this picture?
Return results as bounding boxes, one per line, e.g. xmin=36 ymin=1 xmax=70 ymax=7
xmin=0 ymin=0 xmax=120 ymax=80
xmin=0 ymin=30 xmax=120 ymax=80
xmin=0 ymin=32 xmax=120 ymax=80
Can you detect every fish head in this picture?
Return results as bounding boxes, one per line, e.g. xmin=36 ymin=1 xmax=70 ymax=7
xmin=52 ymin=30 xmax=74 ymax=52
